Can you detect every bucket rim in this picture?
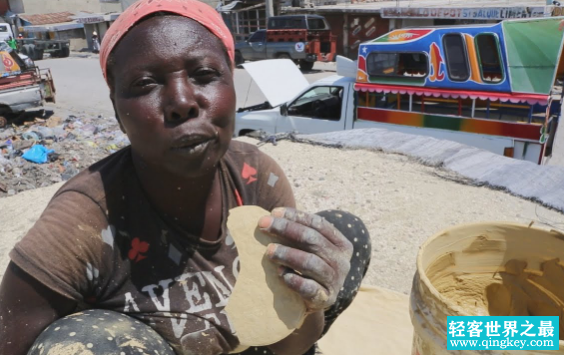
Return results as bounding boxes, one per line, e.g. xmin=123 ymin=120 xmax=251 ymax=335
xmin=415 ymin=221 xmax=564 ymax=317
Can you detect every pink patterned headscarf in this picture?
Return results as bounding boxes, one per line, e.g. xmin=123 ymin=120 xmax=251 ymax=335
xmin=99 ymin=0 xmax=234 ymax=81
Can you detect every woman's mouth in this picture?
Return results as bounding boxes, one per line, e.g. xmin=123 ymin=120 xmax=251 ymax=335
xmin=171 ymin=135 xmax=215 ymax=157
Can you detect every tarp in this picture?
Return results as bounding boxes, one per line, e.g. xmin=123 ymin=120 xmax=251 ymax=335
xmin=504 ymin=18 xmax=564 ymax=95
xmin=318 ymin=285 xmax=412 ymax=355
xmin=296 ymin=128 xmax=564 ymax=213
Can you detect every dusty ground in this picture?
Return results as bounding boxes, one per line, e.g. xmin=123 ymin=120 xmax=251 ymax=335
xmin=1 ymin=137 xmax=562 ymax=294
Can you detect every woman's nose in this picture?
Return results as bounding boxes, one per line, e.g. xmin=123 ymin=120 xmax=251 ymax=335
xmin=164 ymin=78 xmax=199 ymax=124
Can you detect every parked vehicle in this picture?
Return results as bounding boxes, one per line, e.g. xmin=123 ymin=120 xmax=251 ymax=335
xmin=0 ymin=22 xmax=69 ymax=61
xmin=0 ymin=43 xmax=56 ymax=128
xmin=236 ymin=18 xmax=563 ymax=165
xmin=235 ymin=15 xmax=336 ymax=71
xmin=0 ymin=22 xmax=13 ymax=42
xmin=17 ymin=38 xmax=70 ymax=61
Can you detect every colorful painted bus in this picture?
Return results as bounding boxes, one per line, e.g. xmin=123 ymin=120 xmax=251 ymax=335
xmin=355 ymin=17 xmax=563 ymax=164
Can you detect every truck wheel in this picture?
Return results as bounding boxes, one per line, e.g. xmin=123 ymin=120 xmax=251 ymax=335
xmin=277 ymin=53 xmax=291 ymax=60
xmin=235 ymin=51 xmax=244 ymax=67
xmin=23 ymin=44 xmax=33 ymax=57
xmin=27 ymin=45 xmax=36 ymax=61
xmin=60 ymin=47 xmax=70 ymax=58
xmin=299 ymin=60 xmax=314 ymax=71
xmin=34 ymin=49 xmax=44 ymax=61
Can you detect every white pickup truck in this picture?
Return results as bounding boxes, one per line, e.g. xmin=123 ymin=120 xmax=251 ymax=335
xmin=235 ymin=57 xmax=560 ymax=164
xmin=235 ymin=57 xmax=358 ymax=137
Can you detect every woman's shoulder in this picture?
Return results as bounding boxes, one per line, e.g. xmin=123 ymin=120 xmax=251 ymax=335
xmin=225 ymin=139 xmax=277 ymax=165
xmin=226 ymin=139 xmax=261 ymax=155
xmin=53 ymin=147 xmax=135 ymax=207
xmin=225 ymin=140 xmax=295 ymax=209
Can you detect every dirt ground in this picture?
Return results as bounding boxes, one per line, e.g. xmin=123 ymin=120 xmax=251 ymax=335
xmin=1 ymin=137 xmax=562 ymax=294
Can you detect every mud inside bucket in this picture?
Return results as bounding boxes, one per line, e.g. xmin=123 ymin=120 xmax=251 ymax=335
xmin=410 ymin=223 xmax=564 ymax=354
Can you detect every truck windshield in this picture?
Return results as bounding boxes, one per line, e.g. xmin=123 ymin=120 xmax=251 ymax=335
xmin=269 ymin=17 xmax=306 ymax=29
xmin=307 ymin=18 xmax=327 ymax=30
xmin=288 ymin=86 xmax=343 ymax=121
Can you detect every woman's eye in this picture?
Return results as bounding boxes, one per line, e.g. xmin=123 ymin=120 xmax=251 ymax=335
xmin=133 ymin=77 xmax=156 ymax=88
xmin=193 ymin=68 xmax=220 ymax=81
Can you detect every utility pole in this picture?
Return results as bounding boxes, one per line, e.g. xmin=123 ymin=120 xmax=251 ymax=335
xmin=265 ymin=0 xmax=274 ymax=18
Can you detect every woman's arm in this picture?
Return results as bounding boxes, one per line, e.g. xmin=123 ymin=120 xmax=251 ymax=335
xmin=267 ymin=310 xmax=324 ymax=355
xmin=0 ymin=262 xmax=77 ymax=355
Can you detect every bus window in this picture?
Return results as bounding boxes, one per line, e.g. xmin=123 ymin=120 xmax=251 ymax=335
xmin=366 ymin=52 xmax=428 ymax=78
xmin=476 ymin=34 xmax=503 ymax=83
xmin=443 ymin=34 xmax=469 ymax=81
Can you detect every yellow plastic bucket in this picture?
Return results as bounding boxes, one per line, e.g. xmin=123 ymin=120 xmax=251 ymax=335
xmin=410 ymin=222 xmax=564 ymax=354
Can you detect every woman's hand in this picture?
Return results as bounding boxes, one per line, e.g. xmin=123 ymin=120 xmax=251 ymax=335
xmin=258 ymin=207 xmax=353 ymax=313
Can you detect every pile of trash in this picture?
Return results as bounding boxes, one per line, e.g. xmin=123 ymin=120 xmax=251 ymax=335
xmin=0 ymin=114 xmax=129 ymax=196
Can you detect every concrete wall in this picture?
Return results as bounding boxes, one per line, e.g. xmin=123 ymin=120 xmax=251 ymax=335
xmin=100 ymin=1 xmax=121 ymax=12
xmin=21 ymin=0 xmax=120 ymax=15
xmin=8 ymin=0 xmax=24 ymax=13
xmin=399 ymin=18 xmax=434 ymax=28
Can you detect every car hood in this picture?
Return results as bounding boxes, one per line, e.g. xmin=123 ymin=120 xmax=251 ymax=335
xmin=242 ymin=59 xmax=309 ymax=107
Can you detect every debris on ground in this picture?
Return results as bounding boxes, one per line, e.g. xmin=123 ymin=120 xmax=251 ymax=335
xmin=0 ymin=114 xmax=129 ymax=196
xmin=246 ymin=130 xmax=299 ymax=147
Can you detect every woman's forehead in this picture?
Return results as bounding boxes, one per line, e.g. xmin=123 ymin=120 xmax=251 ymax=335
xmin=113 ymin=16 xmax=224 ymax=60
xmin=125 ymin=16 xmax=218 ymax=45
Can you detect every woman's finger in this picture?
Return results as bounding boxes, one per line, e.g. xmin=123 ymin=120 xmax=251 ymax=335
xmin=260 ymin=216 xmax=333 ymax=257
xmin=271 ymin=207 xmax=353 ymax=252
xmin=266 ymin=243 xmax=335 ymax=289
xmin=280 ymin=272 xmax=331 ymax=310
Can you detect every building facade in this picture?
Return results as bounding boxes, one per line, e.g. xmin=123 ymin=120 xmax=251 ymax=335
xmin=20 ymin=0 xmax=121 ymax=15
xmin=283 ymin=1 xmax=563 ymax=59
xmin=120 ymin=0 xmax=220 ymax=10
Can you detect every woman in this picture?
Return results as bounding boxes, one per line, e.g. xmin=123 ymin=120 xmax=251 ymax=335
xmin=0 ymin=1 xmax=371 ymax=354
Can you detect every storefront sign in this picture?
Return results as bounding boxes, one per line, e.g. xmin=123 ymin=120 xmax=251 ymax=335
xmin=381 ymin=6 xmax=558 ymax=19
xmin=76 ymin=16 xmax=105 ymax=24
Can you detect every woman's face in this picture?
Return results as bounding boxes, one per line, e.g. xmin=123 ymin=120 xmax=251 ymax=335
xmin=109 ymin=15 xmax=235 ymax=178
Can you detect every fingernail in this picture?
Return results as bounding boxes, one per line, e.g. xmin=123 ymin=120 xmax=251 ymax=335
xmin=271 ymin=207 xmax=285 ymax=218
xmin=266 ymin=243 xmax=278 ymax=258
xmin=277 ymin=265 xmax=286 ymax=276
xmin=258 ymin=216 xmax=273 ymax=229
